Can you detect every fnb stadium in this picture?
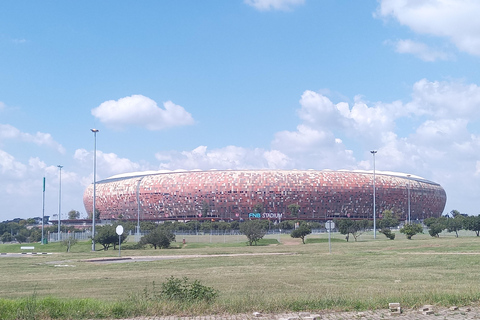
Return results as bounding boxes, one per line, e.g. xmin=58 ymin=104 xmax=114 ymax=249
xmin=83 ymin=169 xmax=446 ymax=222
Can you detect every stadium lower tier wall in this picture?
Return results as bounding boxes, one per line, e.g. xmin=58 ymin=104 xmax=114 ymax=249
xmin=83 ymin=170 xmax=447 ymax=222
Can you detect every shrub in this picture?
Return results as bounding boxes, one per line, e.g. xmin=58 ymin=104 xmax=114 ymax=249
xmin=400 ymin=223 xmax=423 ymax=239
xmin=158 ymin=276 xmax=218 ymax=303
xmin=380 ymin=228 xmax=395 ymax=240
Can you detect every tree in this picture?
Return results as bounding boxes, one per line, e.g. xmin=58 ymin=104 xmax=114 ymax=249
xmin=140 ymin=226 xmax=175 ymax=249
xmin=446 ymin=214 xmax=464 ymax=237
xmin=290 ymin=225 xmax=311 ymax=244
xmin=379 ymin=228 xmax=395 ymax=240
xmin=93 ymin=225 xmax=127 ymax=250
xmin=428 ymin=223 xmax=444 ymax=237
xmin=15 ymin=229 xmax=29 ymax=243
xmin=336 ymin=219 xmax=371 ymax=242
xmin=88 ymin=209 xmax=101 ymax=220
xmin=424 ymin=217 xmax=446 ymax=237
xmin=239 ymin=220 xmax=266 ymax=246
xmin=400 ymin=223 xmax=423 ymax=239
xmin=29 ymin=228 xmax=42 ymax=242
xmin=463 ymin=215 xmax=480 ymax=236
xmin=62 ymin=237 xmax=78 ymax=252
xmin=288 ymin=204 xmax=300 ymax=217
xmin=1 ymin=232 xmax=12 ymax=243
xmin=68 ymin=210 xmax=81 ymax=220
xmin=377 ymin=210 xmax=400 ymax=229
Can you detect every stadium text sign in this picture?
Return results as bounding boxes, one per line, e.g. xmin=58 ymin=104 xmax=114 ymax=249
xmin=248 ymin=213 xmax=283 ymax=219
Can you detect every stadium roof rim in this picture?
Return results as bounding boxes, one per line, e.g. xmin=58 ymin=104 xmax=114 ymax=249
xmin=96 ymin=169 xmax=436 ymax=185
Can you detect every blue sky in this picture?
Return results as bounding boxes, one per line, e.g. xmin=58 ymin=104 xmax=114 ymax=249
xmin=2 ymin=0 xmax=480 ymax=221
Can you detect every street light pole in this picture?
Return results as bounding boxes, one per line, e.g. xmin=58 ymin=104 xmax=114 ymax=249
xmin=91 ymin=128 xmax=99 ymax=251
xmin=407 ymin=174 xmax=411 ymax=224
xmin=57 ymin=165 xmax=63 ymax=241
xmin=370 ymin=150 xmax=377 ymax=239
xmin=136 ymin=178 xmax=142 ymax=241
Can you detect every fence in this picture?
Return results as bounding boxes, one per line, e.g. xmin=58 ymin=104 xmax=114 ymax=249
xmin=47 ymin=228 xmax=331 ymax=243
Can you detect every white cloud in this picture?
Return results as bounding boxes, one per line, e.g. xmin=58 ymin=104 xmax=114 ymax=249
xmin=406 ymin=79 xmax=480 ymax=119
xmin=155 ymin=145 xmax=292 ymax=170
xmin=0 ymin=124 xmax=65 ymax=153
xmin=0 ymin=150 xmax=27 ymax=177
xmin=378 ymin=0 xmax=480 ymax=56
xmin=73 ymin=148 xmax=144 ymax=180
xmin=392 ymin=39 xmax=451 ymax=61
xmin=244 ymin=0 xmax=304 ymax=11
xmin=91 ymin=95 xmax=195 ymax=131
xmin=0 ymin=102 xmax=5 ymax=110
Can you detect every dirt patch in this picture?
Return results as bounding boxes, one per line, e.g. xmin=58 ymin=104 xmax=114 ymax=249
xmin=83 ymin=252 xmax=296 ymax=264
xmin=281 ymin=238 xmax=302 ymax=245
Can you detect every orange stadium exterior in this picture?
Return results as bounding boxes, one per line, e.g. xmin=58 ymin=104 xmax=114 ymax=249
xmin=83 ymin=169 xmax=446 ymax=221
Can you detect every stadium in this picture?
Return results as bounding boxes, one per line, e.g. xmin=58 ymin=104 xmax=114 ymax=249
xmin=83 ymin=169 xmax=447 ymax=222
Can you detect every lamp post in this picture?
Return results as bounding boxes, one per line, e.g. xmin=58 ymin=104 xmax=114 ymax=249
xmin=407 ymin=174 xmax=411 ymax=224
xmin=57 ymin=165 xmax=63 ymax=241
xmin=91 ymin=128 xmax=99 ymax=251
xmin=41 ymin=177 xmax=45 ymax=245
xmin=136 ymin=178 xmax=142 ymax=241
xmin=370 ymin=150 xmax=377 ymax=239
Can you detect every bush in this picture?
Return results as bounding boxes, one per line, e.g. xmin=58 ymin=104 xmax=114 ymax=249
xmin=155 ymin=276 xmax=218 ymax=302
xmin=380 ymin=228 xmax=395 ymax=240
xmin=400 ymin=223 xmax=423 ymax=240
xmin=290 ymin=225 xmax=312 ymax=244
xmin=140 ymin=227 xmax=175 ymax=249
xmin=239 ymin=220 xmax=266 ymax=246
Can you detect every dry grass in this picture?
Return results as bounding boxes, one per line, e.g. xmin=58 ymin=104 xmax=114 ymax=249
xmin=1 ymin=230 xmax=480 ymax=314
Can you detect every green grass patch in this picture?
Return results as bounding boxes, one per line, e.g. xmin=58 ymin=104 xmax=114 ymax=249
xmin=1 ymin=232 xmax=480 ymax=318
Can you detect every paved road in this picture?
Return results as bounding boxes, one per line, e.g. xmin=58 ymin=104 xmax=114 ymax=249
xmin=126 ymin=306 xmax=480 ymax=320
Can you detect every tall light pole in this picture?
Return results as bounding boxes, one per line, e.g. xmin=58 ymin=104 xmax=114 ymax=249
xmin=91 ymin=128 xmax=99 ymax=251
xmin=407 ymin=174 xmax=411 ymax=224
xmin=41 ymin=177 xmax=45 ymax=244
xmin=57 ymin=165 xmax=63 ymax=241
xmin=136 ymin=178 xmax=142 ymax=241
xmin=370 ymin=150 xmax=377 ymax=239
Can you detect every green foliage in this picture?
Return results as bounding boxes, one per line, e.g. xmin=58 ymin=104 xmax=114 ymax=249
xmin=14 ymin=229 xmax=29 ymax=244
xmin=290 ymin=225 xmax=311 ymax=244
xmin=336 ymin=219 xmax=372 ymax=242
xmin=156 ymin=276 xmax=219 ymax=303
xmin=400 ymin=223 xmax=423 ymax=239
xmin=428 ymin=223 xmax=445 ymax=237
xmin=463 ymin=215 xmax=480 ymax=236
xmin=278 ymin=220 xmax=295 ymax=230
xmin=88 ymin=209 xmax=101 ymax=220
xmin=61 ymin=237 xmax=78 ymax=252
xmin=67 ymin=210 xmax=81 ymax=220
xmin=1 ymin=232 xmax=12 ymax=243
xmin=446 ymin=215 xmax=464 ymax=237
xmin=377 ymin=210 xmax=400 ymax=229
xmin=287 ymin=204 xmax=300 ymax=217
xmin=379 ymin=228 xmax=395 ymax=240
xmin=140 ymin=226 xmax=175 ymax=249
xmin=239 ymin=220 xmax=266 ymax=246
xmin=93 ymin=224 xmax=127 ymax=251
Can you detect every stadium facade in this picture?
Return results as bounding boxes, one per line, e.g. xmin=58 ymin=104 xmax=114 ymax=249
xmin=83 ymin=169 xmax=446 ymax=221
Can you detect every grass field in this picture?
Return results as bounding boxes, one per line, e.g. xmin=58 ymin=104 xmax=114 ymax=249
xmin=1 ymin=230 xmax=480 ymax=319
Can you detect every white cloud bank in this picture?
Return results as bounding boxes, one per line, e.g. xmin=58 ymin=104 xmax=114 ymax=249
xmin=149 ymin=78 xmax=480 ymax=214
xmin=91 ymin=95 xmax=195 ymax=130
xmin=4 ymin=79 xmax=480 ymax=219
xmin=391 ymin=39 xmax=451 ymax=62
xmin=378 ymin=0 xmax=480 ymax=56
xmin=0 ymin=124 xmax=65 ymax=154
xmin=244 ymin=0 xmax=304 ymax=11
